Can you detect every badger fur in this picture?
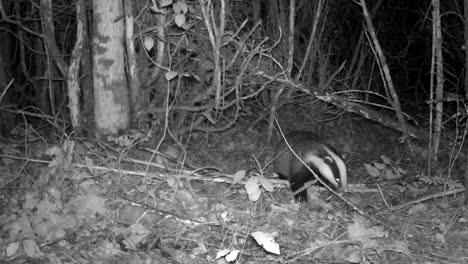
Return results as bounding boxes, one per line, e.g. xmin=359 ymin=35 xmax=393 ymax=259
xmin=273 ymin=131 xmax=347 ymax=202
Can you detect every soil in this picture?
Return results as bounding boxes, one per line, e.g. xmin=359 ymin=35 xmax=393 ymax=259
xmin=1 ymin=121 xmax=468 ymax=263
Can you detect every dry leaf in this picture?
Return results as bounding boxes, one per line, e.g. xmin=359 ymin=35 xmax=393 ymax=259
xmin=251 ymin=231 xmax=280 ymax=255
xmin=245 ymin=177 xmax=261 ymax=201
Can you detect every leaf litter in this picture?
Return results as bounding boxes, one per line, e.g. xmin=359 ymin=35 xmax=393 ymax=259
xmin=0 ymin=131 xmax=468 ymax=263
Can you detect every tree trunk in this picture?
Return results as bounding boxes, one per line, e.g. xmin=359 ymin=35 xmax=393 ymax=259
xmin=67 ymin=0 xmax=86 ymax=131
xmin=431 ymin=0 xmax=444 ymax=160
xmin=80 ymin=0 xmax=94 ymax=124
xmin=124 ymin=0 xmax=140 ymax=117
xmin=463 ymin=0 xmax=468 ymax=203
xmin=0 ymin=30 xmax=13 ymax=136
xmin=92 ymin=0 xmax=130 ymax=137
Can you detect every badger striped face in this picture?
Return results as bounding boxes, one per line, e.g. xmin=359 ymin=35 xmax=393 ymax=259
xmin=322 ymin=145 xmax=347 ymax=190
xmin=302 ymin=145 xmax=347 ymax=191
xmin=273 ymin=131 xmax=348 ymax=201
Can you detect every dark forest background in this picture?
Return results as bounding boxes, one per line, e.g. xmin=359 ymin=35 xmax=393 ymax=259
xmin=0 ymin=0 xmax=466 ymax=172
xmin=2 ymin=1 xmax=468 ymax=263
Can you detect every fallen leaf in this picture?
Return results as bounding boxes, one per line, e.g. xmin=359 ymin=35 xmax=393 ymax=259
xmin=23 ymin=240 xmax=42 ymax=258
xmin=245 ymin=177 xmax=261 ymax=201
xmin=225 ymin=249 xmax=240 ymax=262
xmin=251 ymin=231 xmax=280 ymax=255
xmin=258 ymin=177 xmax=274 ymax=192
xmin=233 ymin=170 xmax=246 ymax=184
xmin=6 ymin=242 xmax=20 ymax=257
xmin=364 ymin=163 xmax=380 ymax=178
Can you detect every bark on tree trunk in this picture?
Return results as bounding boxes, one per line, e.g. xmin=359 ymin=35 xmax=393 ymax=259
xmin=431 ymin=0 xmax=444 ymax=161
xmin=80 ymin=0 xmax=94 ymax=124
xmin=67 ymin=0 xmax=86 ymax=131
xmin=124 ymin=0 xmax=140 ymax=117
xmin=463 ymin=0 xmax=468 ymax=204
xmin=92 ymin=0 xmax=130 ymax=137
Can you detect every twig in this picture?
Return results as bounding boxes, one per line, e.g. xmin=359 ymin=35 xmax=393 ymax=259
xmin=358 ymin=0 xmax=409 ymax=139
xmin=118 ymin=197 xmax=220 ymax=227
xmin=0 ymin=154 xmax=249 ymax=184
xmin=276 ymin=121 xmax=365 ymax=215
xmin=389 ymin=188 xmax=465 ymax=211
xmin=0 ymin=79 xmax=14 ymax=104
xmin=144 ymin=72 xmax=171 ymax=177
xmin=324 ymin=61 xmax=346 ymax=89
xmin=296 ymin=0 xmax=325 ymax=80
xmin=376 ymin=184 xmax=390 ymax=209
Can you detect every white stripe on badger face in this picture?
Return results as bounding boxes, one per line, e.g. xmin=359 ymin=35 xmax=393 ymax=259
xmin=322 ymin=146 xmax=347 ymax=190
xmin=303 ymin=153 xmax=339 ymax=189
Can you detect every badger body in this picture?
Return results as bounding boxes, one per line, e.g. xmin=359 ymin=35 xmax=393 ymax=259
xmin=273 ymin=131 xmax=347 ymax=202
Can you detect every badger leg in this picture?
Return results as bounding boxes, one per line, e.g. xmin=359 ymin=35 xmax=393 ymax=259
xmin=291 ymin=185 xmax=308 ymax=202
xmin=290 ymin=169 xmax=310 ymax=202
xmin=276 ymin=172 xmax=288 ymax=180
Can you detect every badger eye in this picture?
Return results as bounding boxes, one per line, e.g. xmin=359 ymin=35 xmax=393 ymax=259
xmin=324 ymin=156 xmax=333 ymax=164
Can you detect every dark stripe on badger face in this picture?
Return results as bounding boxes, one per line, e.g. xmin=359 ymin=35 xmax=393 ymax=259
xmin=292 ymin=155 xmax=336 ymax=202
xmin=273 ymin=131 xmax=347 ymax=202
xmin=302 ymin=149 xmax=340 ymax=188
xmin=320 ymin=145 xmax=347 ymax=188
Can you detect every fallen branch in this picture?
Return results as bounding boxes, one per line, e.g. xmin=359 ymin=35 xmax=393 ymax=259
xmin=389 ymin=188 xmax=465 ymax=211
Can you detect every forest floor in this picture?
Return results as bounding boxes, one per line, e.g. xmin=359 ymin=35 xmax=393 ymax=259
xmin=1 ymin=123 xmax=468 ymax=264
